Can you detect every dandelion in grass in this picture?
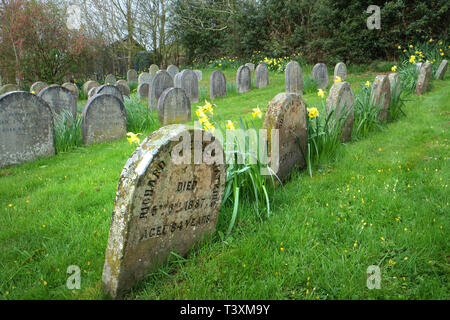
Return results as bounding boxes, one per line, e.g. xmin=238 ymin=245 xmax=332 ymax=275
xmin=251 ymin=106 xmax=262 ymax=118
xmin=388 ymin=259 xmax=396 ymax=265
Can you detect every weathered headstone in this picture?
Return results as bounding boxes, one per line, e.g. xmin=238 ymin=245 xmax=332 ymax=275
xmin=102 ymin=124 xmax=226 ymax=299
xmin=371 ymin=75 xmax=391 ymax=121
xmin=149 ymin=64 xmax=159 ymax=76
xmin=415 ymin=62 xmax=423 ymax=71
xmin=88 ymin=86 xmax=98 ymax=100
xmin=81 ymin=94 xmax=127 ymax=145
xmin=105 ymin=74 xmax=117 ymax=85
xmin=326 ymin=82 xmax=354 ymax=142
xmin=148 ymin=70 xmax=174 ymax=110
xmin=0 ymin=84 xmax=20 ymax=95
xmin=174 ymin=69 xmax=199 ymax=103
xmin=388 ymin=73 xmax=401 ymax=99
xmin=415 ymin=62 xmax=432 ymax=95
xmin=127 ymin=69 xmax=138 ymax=83
xmin=435 ymin=59 xmax=448 ymax=80
xmin=157 ymin=88 xmax=191 ymax=125
xmin=210 ymin=70 xmax=227 ymax=100
xmin=312 ymin=63 xmax=329 ymax=89
xmin=115 ymin=80 xmax=130 ymax=98
xmin=255 ymin=64 xmax=269 ymax=89
xmin=30 ymin=81 xmax=48 ymax=95
xmin=236 ymin=65 xmax=251 ymax=94
xmin=334 ymin=62 xmax=347 ymax=81
xmin=194 ymin=70 xmax=202 ymax=81
xmin=262 ymin=93 xmax=307 ymax=181
xmin=285 ymin=61 xmax=302 ymax=95
xmin=96 ymin=84 xmax=124 ymax=102
xmin=138 ymin=72 xmax=152 ymax=85
xmin=0 ymin=92 xmax=55 ymax=168
xmin=83 ymin=80 xmax=100 ymax=95
xmin=138 ymin=83 xmax=149 ymax=99
xmin=245 ymin=63 xmax=255 ymax=72
xmin=38 ymin=85 xmax=77 ymax=119
xmin=166 ymin=65 xmax=179 ymax=79
xmin=62 ymin=83 xmax=79 ymax=100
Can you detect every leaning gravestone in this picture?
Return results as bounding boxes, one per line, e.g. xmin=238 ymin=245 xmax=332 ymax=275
xmin=312 ymin=63 xmax=329 ymax=89
xmin=96 ymin=84 xmax=124 ymax=102
xmin=38 ymin=85 xmax=77 ymax=120
xmin=148 ymin=70 xmax=174 ymax=110
xmin=0 ymin=92 xmax=55 ymax=168
xmin=255 ymin=64 xmax=269 ymax=89
xmin=435 ymin=59 xmax=448 ymax=80
xmin=415 ymin=62 xmax=432 ymax=95
xmin=115 ymin=80 xmax=130 ymax=98
xmin=30 ymin=81 xmax=48 ymax=95
xmin=334 ymin=62 xmax=347 ymax=81
xmin=62 ymin=83 xmax=79 ymax=100
xmin=138 ymin=72 xmax=152 ymax=85
xmin=102 ymin=124 xmax=226 ymax=299
xmin=388 ymin=73 xmax=401 ymax=100
xmin=105 ymin=74 xmax=116 ymax=85
xmin=371 ymin=75 xmax=391 ymax=121
xmin=174 ymin=69 xmax=198 ymax=103
xmin=81 ymin=94 xmax=127 ymax=145
xmin=0 ymin=84 xmax=20 ymax=95
xmin=166 ymin=65 xmax=179 ymax=79
xmin=262 ymin=93 xmax=307 ymax=181
xmin=210 ymin=70 xmax=227 ymax=100
xmin=236 ymin=65 xmax=251 ymax=94
xmin=127 ymin=69 xmax=138 ymax=83
xmin=285 ymin=61 xmax=302 ymax=95
xmin=149 ymin=64 xmax=159 ymax=76
xmin=83 ymin=80 xmax=100 ymax=95
xmin=245 ymin=63 xmax=255 ymax=72
xmin=326 ymin=82 xmax=354 ymax=142
xmin=194 ymin=70 xmax=202 ymax=81
xmin=138 ymin=83 xmax=149 ymax=99
xmin=157 ymin=87 xmax=191 ymax=125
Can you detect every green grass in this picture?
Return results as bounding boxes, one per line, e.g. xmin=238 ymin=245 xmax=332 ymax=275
xmin=0 ymin=67 xmax=449 ymax=300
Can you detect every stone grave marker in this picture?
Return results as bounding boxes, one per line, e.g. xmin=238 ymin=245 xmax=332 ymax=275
xmin=96 ymin=84 xmax=124 ymax=102
xmin=138 ymin=83 xmax=149 ymax=99
xmin=83 ymin=80 xmax=100 ymax=95
xmin=38 ymin=85 xmax=77 ymax=120
xmin=62 ymin=83 xmax=79 ymax=100
xmin=127 ymin=69 xmax=138 ymax=83
xmin=167 ymin=65 xmax=179 ymax=79
xmin=312 ymin=63 xmax=329 ymax=89
xmin=334 ymin=62 xmax=347 ymax=81
xmin=285 ymin=61 xmax=302 ymax=94
xmin=102 ymin=124 xmax=226 ymax=299
xmin=0 ymin=84 xmax=20 ymax=95
xmin=194 ymin=70 xmax=202 ymax=81
xmin=138 ymin=72 xmax=152 ymax=85
xmin=435 ymin=59 xmax=448 ymax=80
xmin=0 ymin=91 xmax=55 ymax=168
xmin=210 ymin=70 xmax=227 ymax=100
xmin=371 ymin=75 xmax=391 ymax=121
xmin=263 ymin=93 xmax=307 ymax=181
xmin=415 ymin=62 xmax=432 ymax=95
xmin=174 ymin=69 xmax=199 ymax=103
xmin=255 ymin=64 xmax=269 ymax=89
xmin=388 ymin=73 xmax=401 ymax=100
xmin=115 ymin=80 xmax=130 ymax=98
xmin=245 ymin=63 xmax=255 ymax=72
xmin=81 ymin=94 xmax=127 ymax=145
xmin=148 ymin=70 xmax=174 ymax=110
xmin=236 ymin=65 xmax=251 ymax=94
xmin=326 ymin=82 xmax=355 ymax=142
xmin=157 ymin=87 xmax=191 ymax=125
xmin=30 ymin=81 xmax=48 ymax=95
xmin=105 ymin=74 xmax=117 ymax=85
xmin=149 ymin=64 xmax=159 ymax=76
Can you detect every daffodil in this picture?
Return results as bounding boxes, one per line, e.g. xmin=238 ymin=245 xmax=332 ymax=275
xmin=429 ymin=38 xmax=433 ymax=43
xmin=226 ymin=120 xmax=235 ymax=130
xmin=203 ymin=120 xmax=215 ymax=133
xmin=397 ymin=45 xmax=401 ymax=49
xmin=409 ymin=44 xmax=413 ymax=48
xmin=409 ymin=55 xmax=416 ymax=63
xmin=365 ymin=81 xmax=371 ymax=87
xmin=251 ymin=107 xmax=262 ymax=118
xmin=391 ymin=65 xmax=397 ymax=72
xmin=317 ymin=89 xmax=325 ymax=98
xmin=203 ymin=100 xmax=214 ymax=114
xmin=307 ymin=107 xmax=319 ymax=119
xmin=126 ymin=132 xmax=141 ymax=145
xmin=334 ymin=76 xmax=342 ymax=83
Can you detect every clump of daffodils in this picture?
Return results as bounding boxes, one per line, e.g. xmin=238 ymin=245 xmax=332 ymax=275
xmin=196 ymin=100 xmax=216 ymax=133
xmin=127 ymin=132 xmax=142 ymax=145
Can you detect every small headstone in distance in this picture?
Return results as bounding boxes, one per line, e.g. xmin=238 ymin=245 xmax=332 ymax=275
xmin=167 ymin=65 xmax=179 ymax=79
xmin=30 ymin=81 xmax=48 ymax=95
xmin=262 ymin=92 xmax=307 ymax=181
xmin=210 ymin=70 xmax=227 ymax=100
xmin=388 ymin=73 xmax=401 ymax=100
xmin=138 ymin=72 xmax=152 ymax=85
xmin=334 ymin=62 xmax=347 ymax=82
xmin=38 ymin=85 xmax=77 ymax=120
xmin=0 ymin=91 xmax=55 ymax=168
xmin=312 ymin=63 xmax=329 ymax=89
xmin=415 ymin=62 xmax=432 ymax=95
xmin=371 ymin=75 xmax=391 ymax=121
xmin=236 ymin=65 xmax=251 ymax=94
xmin=96 ymin=84 xmax=124 ymax=102
xmin=83 ymin=80 xmax=100 ymax=95
xmin=174 ymin=69 xmax=199 ymax=103
xmin=115 ymin=80 xmax=130 ymax=98
xmin=157 ymin=87 xmax=191 ymax=125
xmin=62 ymin=82 xmax=79 ymax=101
xmin=105 ymin=74 xmax=117 ymax=85
xmin=245 ymin=63 xmax=255 ymax=72
xmin=149 ymin=64 xmax=160 ymax=76
xmin=88 ymin=86 xmax=98 ymax=100
xmin=102 ymin=124 xmax=226 ymax=299
xmin=326 ymin=82 xmax=354 ymax=142
xmin=435 ymin=59 xmax=448 ymax=80
xmin=127 ymin=69 xmax=138 ymax=83
xmin=194 ymin=70 xmax=202 ymax=81
xmin=285 ymin=61 xmax=302 ymax=95
xmin=0 ymin=84 xmax=21 ymax=95
xmin=148 ymin=70 xmax=174 ymax=110
xmin=138 ymin=83 xmax=149 ymax=99
xmin=255 ymin=64 xmax=269 ymax=89
xmin=81 ymin=94 xmax=127 ymax=145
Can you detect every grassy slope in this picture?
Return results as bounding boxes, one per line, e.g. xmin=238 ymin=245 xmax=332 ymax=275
xmin=0 ymin=70 xmax=448 ymax=299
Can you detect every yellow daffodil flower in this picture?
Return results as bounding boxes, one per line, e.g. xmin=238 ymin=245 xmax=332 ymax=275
xmin=307 ymin=107 xmax=319 ymax=119
xmin=317 ymin=89 xmax=325 ymax=98
xmin=334 ymin=76 xmax=342 ymax=83
xmin=226 ymin=120 xmax=235 ymax=130
xmin=409 ymin=44 xmax=413 ymax=48
xmin=391 ymin=65 xmax=397 ymax=72
xmin=397 ymin=45 xmax=401 ymax=49
xmin=409 ymin=55 xmax=416 ymax=63
xmin=203 ymin=120 xmax=215 ymax=133
xmin=365 ymin=81 xmax=371 ymax=87
xmin=126 ymin=132 xmax=141 ymax=145
xmin=251 ymin=107 xmax=262 ymax=118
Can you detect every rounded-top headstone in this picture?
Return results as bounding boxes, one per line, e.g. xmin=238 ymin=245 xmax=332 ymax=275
xmin=334 ymin=62 xmax=347 ymax=81
xmin=194 ymin=70 xmax=202 ymax=81
xmin=105 ymin=74 xmax=117 ymax=85
xmin=326 ymin=82 xmax=355 ymax=142
xmin=157 ymin=87 xmax=191 ymax=125
xmin=245 ymin=63 xmax=255 ymax=72
xmin=115 ymin=80 xmax=130 ymax=98
xmin=435 ymin=59 xmax=448 ymax=80
xmin=149 ymin=64 xmax=159 ymax=76
xmin=0 ymin=84 xmax=21 ymax=95
xmin=62 ymin=82 xmax=79 ymax=100
xmin=138 ymin=72 xmax=152 ymax=85
xmin=285 ymin=61 xmax=302 ymax=95
xmin=138 ymin=83 xmax=149 ymax=99
xmin=371 ymin=75 xmax=391 ymax=121
xmin=96 ymin=84 xmax=124 ymax=102
xmin=166 ymin=65 xmax=179 ymax=79
xmin=262 ymin=92 xmax=307 ymax=181
xmin=174 ymin=69 xmax=199 ymax=103
xmin=415 ymin=62 xmax=432 ymax=95
xmin=312 ymin=63 xmax=329 ymax=89
xmin=38 ymin=85 xmax=77 ymax=119
xmin=81 ymin=94 xmax=127 ymax=145
xmin=83 ymin=80 xmax=100 ymax=95
xmin=236 ymin=65 xmax=251 ymax=94
xmin=30 ymin=81 xmax=48 ymax=95
xmin=255 ymin=64 xmax=269 ymax=89
xmin=210 ymin=70 xmax=227 ymax=100
xmin=388 ymin=73 xmax=401 ymax=99
xmin=127 ymin=69 xmax=138 ymax=82
xmin=0 ymin=91 xmax=55 ymax=168
xmin=148 ymin=70 xmax=174 ymax=110
xmin=88 ymin=86 xmax=98 ymax=100
xmin=101 ymin=124 xmax=226 ymax=299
